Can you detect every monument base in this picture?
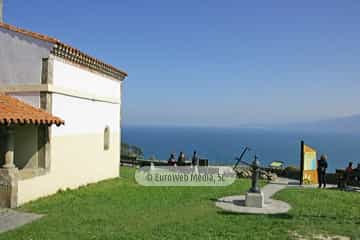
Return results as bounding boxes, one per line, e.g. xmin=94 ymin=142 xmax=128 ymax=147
xmin=216 ymin=195 xmax=291 ymax=214
xmin=245 ymin=191 xmax=264 ymax=208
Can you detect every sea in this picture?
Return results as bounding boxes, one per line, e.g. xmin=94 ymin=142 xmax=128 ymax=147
xmin=122 ymin=126 xmax=360 ymax=172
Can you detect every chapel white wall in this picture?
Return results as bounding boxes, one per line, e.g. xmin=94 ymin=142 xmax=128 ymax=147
xmin=51 ymin=93 xmax=121 ymax=136
xmin=17 ymin=59 xmax=122 ymax=205
xmin=17 ymin=131 xmax=120 ymax=204
xmin=52 ymin=58 xmax=121 ymax=99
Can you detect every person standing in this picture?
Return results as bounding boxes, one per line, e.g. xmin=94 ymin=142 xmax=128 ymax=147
xmin=318 ymin=154 xmax=328 ymax=188
xmin=346 ymin=162 xmax=353 ymax=174
xmin=191 ymin=151 xmax=199 ymax=166
xmin=345 ymin=162 xmax=353 ymax=186
xmin=178 ymin=152 xmax=185 ymax=166
xmin=168 ymin=153 xmax=176 ymax=166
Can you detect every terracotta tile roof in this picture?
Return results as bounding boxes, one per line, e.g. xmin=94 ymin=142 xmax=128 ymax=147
xmin=0 ymin=22 xmax=128 ymax=80
xmin=0 ymin=93 xmax=64 ymax=126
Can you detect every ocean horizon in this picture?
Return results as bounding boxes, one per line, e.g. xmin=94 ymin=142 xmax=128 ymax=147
xmin=122 ymin=125 xmax=360 ymax=172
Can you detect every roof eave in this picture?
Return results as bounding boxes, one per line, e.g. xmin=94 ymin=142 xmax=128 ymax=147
xmin=0 ymin=22 xmax=128 ymax=81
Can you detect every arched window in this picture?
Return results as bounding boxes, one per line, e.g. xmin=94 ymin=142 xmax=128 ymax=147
xmin=104 ymin=126 xmax=110 ymax=151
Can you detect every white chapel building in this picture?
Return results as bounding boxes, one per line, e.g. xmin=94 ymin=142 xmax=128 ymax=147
xmin=0 ymin=1 xmax=127 ymax=207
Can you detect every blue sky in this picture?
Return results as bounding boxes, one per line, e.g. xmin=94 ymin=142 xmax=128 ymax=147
xmin=5 ymin=1 xmax=360 ymax=127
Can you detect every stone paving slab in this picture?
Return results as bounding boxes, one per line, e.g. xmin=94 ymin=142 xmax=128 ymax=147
xmin=216 ymin=195 xmax=291 ymax=214
xmin=262 ymin=178 xmax=293 ymax=200
xmin=216 ymin=177 xmax=293 ymax=214
xmin=0 ymin=208 xmax=43 ymax=234
xmin=217 ymin=177 xmax=359 ymax=215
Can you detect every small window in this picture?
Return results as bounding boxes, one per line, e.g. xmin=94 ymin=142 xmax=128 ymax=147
xmin=104 ymin=126 xmax=110 ymax=151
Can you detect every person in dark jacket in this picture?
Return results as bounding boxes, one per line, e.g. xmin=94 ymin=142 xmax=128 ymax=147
xmin=168 ymin=153 xmax=176 ymax=166
xmin=345 ymin=162 xmax=353 ymax=186
xmin=318 ymin=154 xmax=328 ymax=188
xmin=178 ymin=152 xmax=185 ymax=166
xmin=191 ymin=151 xmax=198 ymax=166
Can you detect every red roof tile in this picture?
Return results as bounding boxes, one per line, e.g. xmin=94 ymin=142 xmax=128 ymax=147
xmin=0 ymin=22 xmax=128 ymax=79
xmin=0 ymin=93 xmax=64 ymax=126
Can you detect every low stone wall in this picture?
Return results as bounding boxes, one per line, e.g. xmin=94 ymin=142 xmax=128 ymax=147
xmin=235 ymin=165 xmax=339 ymax=185
xmin=234 ymin=167 xmax=278 ymax=181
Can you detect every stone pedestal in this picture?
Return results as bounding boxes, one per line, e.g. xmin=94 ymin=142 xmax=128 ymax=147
xmin=0 ymin=168 xmax=19 ymax=208
xmin=245 ymin=191 xmax=264 ymax=208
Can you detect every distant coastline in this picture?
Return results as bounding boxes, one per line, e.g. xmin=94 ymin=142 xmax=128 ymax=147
xmin=122 ymin=125 xmax=360 ymax=172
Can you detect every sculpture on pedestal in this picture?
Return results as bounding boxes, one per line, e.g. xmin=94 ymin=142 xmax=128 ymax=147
xmin=234 ymin=148 xmax=264 ymax=208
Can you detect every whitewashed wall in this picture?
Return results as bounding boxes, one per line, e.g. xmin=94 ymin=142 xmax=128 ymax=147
xmin=17 ymin=60 xmax=123 ymax=205
xmin=18 ymin=131 xmax=120 ymax=204
xmin=0 ymin=28 xmax=53 ymax=85
xmin=51 ymin=93 xmax=121 ymax=136
xmin=51 ymin=58 xmax=122 ymax=136
xmin=52 ymin=58 xmax=121 ymax=99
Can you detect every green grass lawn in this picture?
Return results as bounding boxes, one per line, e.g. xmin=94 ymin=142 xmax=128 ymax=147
xmin=1 ymin=167 xmax=359 ymax=240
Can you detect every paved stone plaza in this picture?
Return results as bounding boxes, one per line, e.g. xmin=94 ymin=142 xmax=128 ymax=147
xmin=0 ymin=208 xmax=42 ymax=233
xmin=216 ymin=178 xmax=296 ymax=214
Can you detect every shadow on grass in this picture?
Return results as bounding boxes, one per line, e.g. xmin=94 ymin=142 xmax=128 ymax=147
xmin=209 ymin=198 xmax=224 ymax=202
xmin=294 ymin=213 xmax=360 ymax=223
xmin=217 ymin=211 xmax=360 ymax=223
xmin=217 ymin=211 xmax=294 ymax=219
xmin=309 ymin=186 xmax=360 ymax=193
xmin=210 ymin=197 xmax=246 ymax=208
xmin=267 ymin=181 xmax=299 ymax=186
